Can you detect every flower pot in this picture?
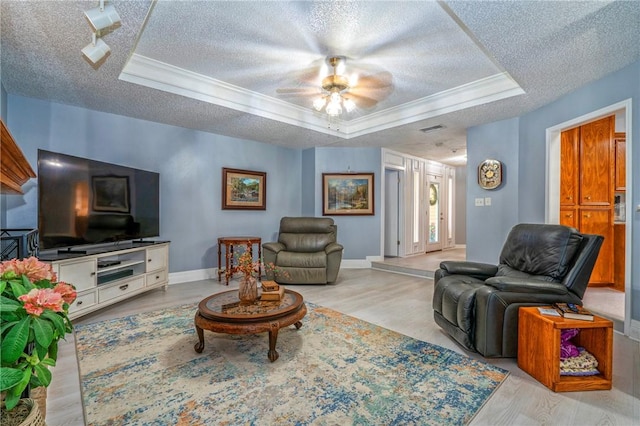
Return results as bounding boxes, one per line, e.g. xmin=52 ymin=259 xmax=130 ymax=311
xmin=0 ymin=398 xmax=46 ymax=426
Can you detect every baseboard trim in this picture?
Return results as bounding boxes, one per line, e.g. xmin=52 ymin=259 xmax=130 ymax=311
xmin=169 ymin=268 xmax=217 ymax=285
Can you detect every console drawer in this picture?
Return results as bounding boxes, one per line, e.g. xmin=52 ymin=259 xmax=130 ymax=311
xmin=69 ymin=291 xmax=96 ymax=314
xmin=146 ymin=269 xmax=167 ymax=287
xmin=99 ymin=277 xmax=144 ymax=302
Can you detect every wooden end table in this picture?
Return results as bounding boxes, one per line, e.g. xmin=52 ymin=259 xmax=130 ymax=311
xmin=217 ymin=236 xmax=261 ymax=285
xmin=518 ymin=306 xmax=613 ymax=392
xmin=194 ymin=289 xmax=307 ymax=362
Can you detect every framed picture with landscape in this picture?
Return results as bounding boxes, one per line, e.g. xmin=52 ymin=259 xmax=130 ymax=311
xmin=222 ymin=168 xmax=266 ymax=210
xmin=322 ymin=172 xmax=374 ymax=216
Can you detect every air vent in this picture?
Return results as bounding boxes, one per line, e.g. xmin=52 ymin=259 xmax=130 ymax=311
xmin=419 ymin=125 xmax=445 ymax=133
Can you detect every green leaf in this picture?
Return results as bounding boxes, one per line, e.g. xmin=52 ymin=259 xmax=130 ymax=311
xmin=41 ymin=310 xmax=65 ymax=336
xmin=0 ymin=319 xmax=19 ymax=335
xmin=48 ymin=340 xmax=59 ymax=362
xmin=33 ymin=363 xmax=52 ymax=387
xmin=8 ymin=280 xmax=27 ymax=298
xmin=3 ymin=387 xmax=21 ymax=411
xmin=32 ymin=316 xmax=54 ymax=350
xmin=0 ymin=316 xmax=31 ymax=364
xmin=0 ymin=280 xmax=6 ymax=294
xmin=41 ymin=358 xmax=56 ymax=367
xmin=0 ymin=367 xmax=23 ymax=391
xmin=0 ymin=294 xmax=23 ymax=307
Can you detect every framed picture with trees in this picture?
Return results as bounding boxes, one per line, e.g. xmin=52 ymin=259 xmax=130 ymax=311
xmin=222 ymin=168 xmax=266 ymax=210
xmin=322 ymin=172 xmax=374 ymax=216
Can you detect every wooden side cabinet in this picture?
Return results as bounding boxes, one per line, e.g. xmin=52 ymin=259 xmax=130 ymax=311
xmin=518 ymin=307 xmax=612 ymax=392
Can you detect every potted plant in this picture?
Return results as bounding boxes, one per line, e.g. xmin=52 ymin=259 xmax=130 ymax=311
xmin=0 ymin=257 xmax=77 ymax=424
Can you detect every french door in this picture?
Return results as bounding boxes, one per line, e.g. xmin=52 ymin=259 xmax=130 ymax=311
xmin=426 ymin=174 xmax=443 ymax=252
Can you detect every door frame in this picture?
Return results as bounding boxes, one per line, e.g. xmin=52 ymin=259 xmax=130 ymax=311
xmin=545 ymin=98 xmax=632 ymax=336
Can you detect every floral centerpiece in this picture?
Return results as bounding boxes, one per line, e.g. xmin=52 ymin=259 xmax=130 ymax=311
xmin=0 ymin=257 xmax=77 ymax=411
xmin=234 ymin=249 xmax=260 ymax=303
xmin=232 ymin=246 xmax=289 ymax=304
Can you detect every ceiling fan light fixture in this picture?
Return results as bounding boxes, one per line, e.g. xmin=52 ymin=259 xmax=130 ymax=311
xmin=326 ymin=93 xmax=343 ymax=116
xmin=343 ymin=98 xmax=356 ymax=113
xmin=313 ymin=97 xmax=327 ymax=111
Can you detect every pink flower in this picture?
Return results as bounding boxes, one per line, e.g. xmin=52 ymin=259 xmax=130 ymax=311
xmin=18 ymin=288 xmax=64 ymax=316
xmin=0 ymin=257 xmax=57 ymax=282
xmin=53 ymin=282 xmax=77 ymax=304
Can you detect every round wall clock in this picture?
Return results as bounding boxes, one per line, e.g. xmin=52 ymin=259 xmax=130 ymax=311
xmin=478 ymin=159 xmax=503 ymax=190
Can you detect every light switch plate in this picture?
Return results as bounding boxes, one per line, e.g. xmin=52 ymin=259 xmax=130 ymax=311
xmin=475 ymin=198 xmax=485 ymax=207
xmin=485 ymin=197 xmax=492 ymax=206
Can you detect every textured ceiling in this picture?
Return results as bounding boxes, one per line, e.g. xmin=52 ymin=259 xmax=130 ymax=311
xmin=1 ymin=1 xmax=639 ymax=166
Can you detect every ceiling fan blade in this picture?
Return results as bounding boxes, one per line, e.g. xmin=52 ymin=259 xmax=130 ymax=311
xmin=347 ymin=93 xmax=378 ymax=109
xmin=355 ymin=71 xmax=393 ymax=90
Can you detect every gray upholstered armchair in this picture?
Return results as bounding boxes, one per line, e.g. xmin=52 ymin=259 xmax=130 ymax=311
xmin=263 ymin=217 xmax=344 ymax=284
xmin=432 ymin=223 xmax=603 ymax=358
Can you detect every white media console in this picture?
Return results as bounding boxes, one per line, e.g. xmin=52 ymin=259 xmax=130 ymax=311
xmin=42 ymin=242 xmax=169 ymax=320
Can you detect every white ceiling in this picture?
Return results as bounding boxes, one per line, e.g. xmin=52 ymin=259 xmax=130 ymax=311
xmin=2 ymin=1 xmax=639 ymax=166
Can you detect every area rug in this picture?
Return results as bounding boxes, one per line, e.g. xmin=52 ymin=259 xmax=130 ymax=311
xmin=74 ymin=302 xmax=508 ymax=425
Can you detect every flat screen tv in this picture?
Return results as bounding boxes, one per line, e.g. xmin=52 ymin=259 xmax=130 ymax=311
xmin=38 ymin=150 xmax=160 ymax=250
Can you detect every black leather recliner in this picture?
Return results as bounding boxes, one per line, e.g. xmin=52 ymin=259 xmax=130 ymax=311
xmin=432 ymin=223 xmax=603 ymax=358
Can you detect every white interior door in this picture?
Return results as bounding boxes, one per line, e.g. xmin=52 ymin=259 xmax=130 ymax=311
xmin=426 ymin=175 xmax=443 ymax=252
xmin=384 ymin=169 xmax=400 ymax=257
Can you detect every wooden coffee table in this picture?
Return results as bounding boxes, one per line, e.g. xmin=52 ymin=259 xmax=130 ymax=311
xmin=194 ymin=289 xmax=307 ymax=362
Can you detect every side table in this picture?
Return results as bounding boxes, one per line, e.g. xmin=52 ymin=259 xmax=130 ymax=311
xmin=217 ymin=237 xmax=262 ymax=285
xmin=518 ymin=306 xmax=612 ymax=392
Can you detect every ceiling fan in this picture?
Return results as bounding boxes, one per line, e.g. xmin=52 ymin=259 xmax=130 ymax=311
xmin=277 ymin=56 xmax=393 ymax=116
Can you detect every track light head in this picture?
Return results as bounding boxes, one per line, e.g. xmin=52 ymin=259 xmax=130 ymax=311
xmin=82 ymin=37 xmax=110 ymax=64
xmin=84 ymin=2 xmax=121 ymax=32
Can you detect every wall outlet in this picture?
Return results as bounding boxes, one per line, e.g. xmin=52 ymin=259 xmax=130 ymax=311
xmin=475 ymin=198 xmax=485 ymax=207
xmin=485 ymin=197 xmax=492 ymax=206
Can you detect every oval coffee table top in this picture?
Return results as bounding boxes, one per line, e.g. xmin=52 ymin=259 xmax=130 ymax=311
xmin=198 ymin=289 xmax=304 ymax=323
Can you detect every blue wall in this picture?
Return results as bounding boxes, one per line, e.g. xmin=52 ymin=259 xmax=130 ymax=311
xmin=3 ymin=95 xmax=301 ymax=273
xmin=312 ymin=147 xmax=382 ymax=260
xmin=466 ymin=117 xmax=520 ymax=262
xmin=466 ymin=59 xmax=639 ymax=322
xmin=2 ymin=94 xmax=385 ymax=273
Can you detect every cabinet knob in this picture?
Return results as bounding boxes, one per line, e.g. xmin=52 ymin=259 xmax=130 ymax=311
xmin=119 ymin=284 xmax=129 ymax=291
xmin=77 ymin=300 xmax=83 ymax=306
xmin=90 ymin=272 xmax=96 ymax=276
xmin=566 ymin=196 xmax=572 ymax=200
xmin=585 ymin=196 xmax=591 ymax=200
xmin=148 ymin=259 xmax=152 ymax=262
xmin=565 ymin=214 xmax=573 ymax=218
xmin=584 ymin=214 xmax=591 ymax=218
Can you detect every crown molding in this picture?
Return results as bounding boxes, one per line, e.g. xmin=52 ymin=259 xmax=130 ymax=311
xmin=120 ymin=54 xmax=523 ymax=139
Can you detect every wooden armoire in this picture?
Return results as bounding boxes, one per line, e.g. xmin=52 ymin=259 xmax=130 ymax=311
xmin=560 ymin=115 xmax=614 ymax=286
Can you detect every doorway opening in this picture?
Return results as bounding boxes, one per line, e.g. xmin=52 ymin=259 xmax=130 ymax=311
xmin=546 ymin=99 xmax=632 ymax=334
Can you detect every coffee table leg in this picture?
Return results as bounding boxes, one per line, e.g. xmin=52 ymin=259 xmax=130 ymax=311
xmin=294 ymin=321 xmax=302 ymax=329
xmin=194 ymin=325 xmax=205 ymax=353
xmin=268 ymin=327 xmax=279 ymax=362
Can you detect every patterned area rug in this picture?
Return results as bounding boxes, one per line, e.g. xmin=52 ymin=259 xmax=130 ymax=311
xmin=75 ymin=302 xmax=508 ymax=425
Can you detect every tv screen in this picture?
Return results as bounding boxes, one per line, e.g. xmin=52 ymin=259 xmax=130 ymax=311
xmin=38 ymin=150 xmax=160 ymax=250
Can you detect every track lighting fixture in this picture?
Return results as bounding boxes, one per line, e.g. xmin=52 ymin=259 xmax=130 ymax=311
xmin=84 ymin=0 xmax=121 ymax=32
xmin=82 ymin=33 xmax=110 ymax=65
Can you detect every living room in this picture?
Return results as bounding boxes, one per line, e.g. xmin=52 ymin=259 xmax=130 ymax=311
xmin=1 ymin=1 xmax=639 ymax=424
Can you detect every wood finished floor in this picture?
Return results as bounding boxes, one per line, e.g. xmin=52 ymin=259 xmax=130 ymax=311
xmin=47 ymin=266 xmax=639 ymax=425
